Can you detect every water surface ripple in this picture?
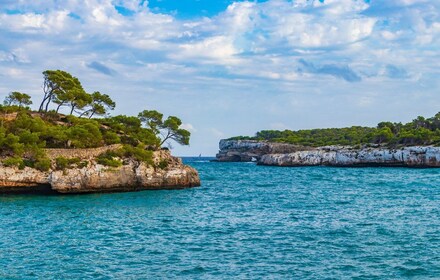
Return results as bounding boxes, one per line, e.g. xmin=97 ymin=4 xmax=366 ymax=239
xmin=1 ymin=160 xmax=439 ymax=279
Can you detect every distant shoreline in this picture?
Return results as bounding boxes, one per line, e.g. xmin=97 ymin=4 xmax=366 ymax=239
xmin=216 ymin=139 xmax=440 ymax=168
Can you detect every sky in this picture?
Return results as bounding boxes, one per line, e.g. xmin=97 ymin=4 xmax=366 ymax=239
xmin=0 ymin=0 xmax=439 ymax=156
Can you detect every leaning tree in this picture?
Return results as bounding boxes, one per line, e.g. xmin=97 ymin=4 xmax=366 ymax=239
xmin=79 ymin=91 xmax=116 ymax=118
xmin=4 ymin=91 xmax=32 ymax=107
xmin=40 ymin=70 xmax=87 ymax=113
xmin=138 ymin=110 xmax=190 ymax=147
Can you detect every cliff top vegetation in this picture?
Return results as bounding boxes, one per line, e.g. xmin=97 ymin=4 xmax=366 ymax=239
xmin=0 ymin=70 xmax=191 ymax=171
xmin=229 ymin=114 xmax=440 ymax=148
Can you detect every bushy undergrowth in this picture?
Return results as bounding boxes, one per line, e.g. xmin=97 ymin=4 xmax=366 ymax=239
xmin=0 ymin=70 xmax=191 ymax=170
xmin=230 ymin=113 xmax=440 ymax=147
xmin=96 ymin=145 xmax=155 ymax=167
xmin=157 ymin=159 xmax=169 ymax=170
xmin=96 ymin=151 xmax=123 ymax=167
xmin=55 ymin=157 xmax=86 ymax=170
xmin=3 ymin=157 xmax=25 ymax=169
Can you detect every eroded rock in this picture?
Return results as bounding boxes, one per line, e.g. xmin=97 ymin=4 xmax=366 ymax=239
xmin=0 ymin=151 xmax=200 ymax=194
xmin=215 ymin=140 xmax=302 ymax=162
xmin=258 ymin=146 xmax=440 ymax=167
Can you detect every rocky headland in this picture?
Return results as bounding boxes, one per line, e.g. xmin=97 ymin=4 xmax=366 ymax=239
xmin=0 ymin=70 xmax=201 ymax=194
xmin=0 ymin=148 xmax=200 ymax=194
xmin=215 ymin=139 xmax=303 ymax=162
xmin=216 ymin=140 xmax=440 ymax=167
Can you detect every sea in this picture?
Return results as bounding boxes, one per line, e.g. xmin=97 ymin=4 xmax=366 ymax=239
xmin=1 ymin=157 xmax=439 ymax=279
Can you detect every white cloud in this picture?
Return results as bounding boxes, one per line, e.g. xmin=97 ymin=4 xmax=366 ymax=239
xmin=0 ymin=0 xmax=439 ymax=155
xmin=173 ymin=36 xmax=239 ymax=63
xmin=181 ymin=123 xmax=197 ymax=132
xmin=0 ymin=10 xmax=71 ymax=33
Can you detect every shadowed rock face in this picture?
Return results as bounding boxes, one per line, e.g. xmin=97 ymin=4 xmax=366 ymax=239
xmin=0 ymin=151 xmax=200 ymax=194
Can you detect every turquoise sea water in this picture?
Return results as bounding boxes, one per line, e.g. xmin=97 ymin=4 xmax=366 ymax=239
xmin=1 ymin=158 xmax=440 ymax=279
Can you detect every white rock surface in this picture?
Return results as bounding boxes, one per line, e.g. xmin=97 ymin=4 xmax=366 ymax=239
xmin=0 ymin=151 xmax=200 ymax=193
xmin=259 ymin=146 xmax=440 ymax=167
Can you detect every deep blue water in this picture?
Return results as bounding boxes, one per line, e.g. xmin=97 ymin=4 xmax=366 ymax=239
xmin=1 ymin=159 xmax=440 ymax=279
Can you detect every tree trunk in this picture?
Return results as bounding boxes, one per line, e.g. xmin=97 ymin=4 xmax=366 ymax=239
xmin=56 ymin=102 xmax=64 ymax=113
xmin=44 ymin=95 xmax=52 ymax=112
xmin=39 ymin=95 xmax=49 ymax=111
xmin=79 ymin=109 xmax=91 ymax=118
xmin=160 ymin=131 xmax=171 ymax=146
xmin=70 ymin=105 xmax=76 ymax=115
xmin=88 ymin=110 xmax=96 ymax=119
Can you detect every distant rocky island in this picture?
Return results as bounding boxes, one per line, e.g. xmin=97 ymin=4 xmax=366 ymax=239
xmin=0 ymin=70 xmax=200 ymax=194
xmin=216 ymin=113 xmax=440 ymax=167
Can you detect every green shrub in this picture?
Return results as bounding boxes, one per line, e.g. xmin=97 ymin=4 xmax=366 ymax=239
xmin=157 ymin=159 xmax=169 ymax=170
xmin=103 ymin=131 xmax=121 ymax=145
xmin=3 ymin=157 xmax=25 ymax=169
xmin=55 ymin=157 xmax=82 ymax=170
xmin=120 ymin=135 xmax=139 ymax=146
xmin=23 ymin=159 xmax=34 ymax=168
xmin=41 ymin=126 xmax=69 ymax=148
xmin=0 ymin=105 xmax=26 ymax=114
xmin=3 ymin=133 xmax=25 ymax=156
xmin=34 ymin=157 xmax=51 ymax=171
xmin=55 ymin=157 xmax=69 ymax=170
xmin=97 ymin=151 xmax=122 ymax=167
xmin=97 ymin=158 xmax=122 ymax=167
xmin=26 ymin=146 xmax=48 ymax=165
xmin=67 ymin=122 xmax=103 ymax=148
xmin=42 ymin=110 xmax=61 ymax=122
xmin=122 ymin=145 xmax=154 ymax=165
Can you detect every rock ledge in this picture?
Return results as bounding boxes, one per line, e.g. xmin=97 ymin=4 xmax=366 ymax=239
xmin=0 ymin=150 xmax=200 ymax=194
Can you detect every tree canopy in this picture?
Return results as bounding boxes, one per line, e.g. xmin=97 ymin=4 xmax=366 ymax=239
xmin=229 ymin=114 xmax=440 ymax=148
xmin=138 ymin=110 xmax=191 ymax=147
xmin=0 ymin=69 xmax=191 ymax=170
xmin=4 ymin=92 xmax=32 ymax=107
xmin=39 ymin=70 xmax=115 ymax=117
xmin=40 ymin=70 xmax=85 ymax=112
xmin=79 ymin=91 xmax=116 ymax=118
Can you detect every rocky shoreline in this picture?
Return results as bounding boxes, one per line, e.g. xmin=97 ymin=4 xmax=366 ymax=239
xmin=215 ymin=139 xmax=302 ymax=162
xmin=0 ymin=150 xmax=200 ymax=194
xmin=216 ymin=139 xmax=440 ymax=167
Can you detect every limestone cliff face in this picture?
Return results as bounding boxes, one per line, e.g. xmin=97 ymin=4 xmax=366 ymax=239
xmin=0 ymin=151 xmax=200 ymax=194
xmin=216 ymin=140 xmax=440 ymax=167
xmin=215 ymin=139 xmax=301 ymax=162
xmin=259 ymin=146 xmax=440 ymax=167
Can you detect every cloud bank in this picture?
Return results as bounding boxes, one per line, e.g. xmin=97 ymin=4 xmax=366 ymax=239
xmin=0 ymin=0 xmax=439 ymax=155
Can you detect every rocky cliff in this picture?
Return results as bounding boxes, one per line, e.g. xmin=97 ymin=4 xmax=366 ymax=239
xmin=215 ymin=139 xmax=302 ymax=162
xmin=259 ymin=146 xmax=440 ymax=167
xmin=0 ymin=150 xmax=200 ymax=194
xmin=216 ymin=140 xmax=440 ymax=167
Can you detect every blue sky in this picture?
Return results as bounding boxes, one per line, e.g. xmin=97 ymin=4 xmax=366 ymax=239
xmin=0 ymin=0 xmax=439 ymax=156
xmin=147 ymin=0 xmax=239 ymax=18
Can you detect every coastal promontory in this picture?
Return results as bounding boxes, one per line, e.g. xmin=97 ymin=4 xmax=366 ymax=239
xmin=0 ymin=70 xmax=200 ymax=193
xmin=216 ymin=113 xmax=440 ymax=167
xmin=0 ymin=148 xmax=199 ymax=193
